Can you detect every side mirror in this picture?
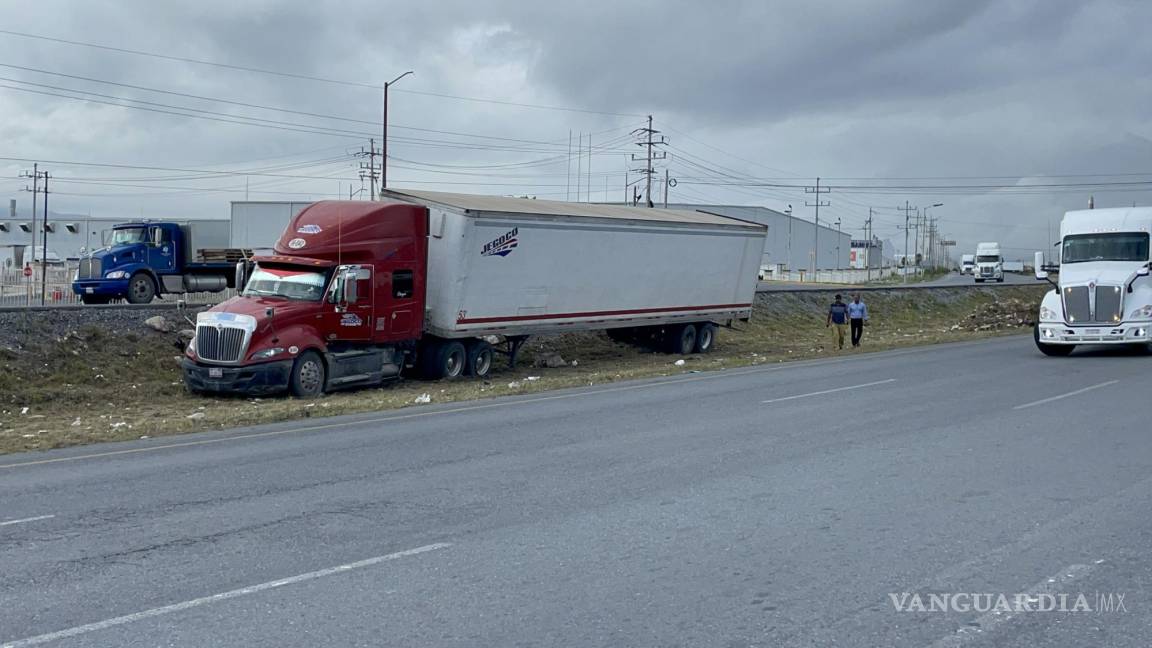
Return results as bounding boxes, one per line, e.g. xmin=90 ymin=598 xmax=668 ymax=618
xmin=342 ymin=269 xmax=358 ymax=304
xmin=151 ymin=227 xmax=164 ymax=246
xmin=234 ymin=261 xmax=248 ymax=291
xmin=1138 ymin=265 xmax=1150 ymax=278
xmin=1034 ymin=251 xmax=1047 ymax=280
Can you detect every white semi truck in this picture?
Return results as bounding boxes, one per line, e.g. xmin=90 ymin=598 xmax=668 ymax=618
xmin=1034 ymin=207 xmax=1152 ymax=356
xmin=974 ymin=242 xmax=1003 ymax=282
xmin=960 ymin=254 xmax=975 ymax=275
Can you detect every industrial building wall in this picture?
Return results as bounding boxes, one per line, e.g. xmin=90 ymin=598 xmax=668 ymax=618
xmin=0 ymin=215 xmax=128 ymax=261
xmin=230 ymin=201 xmax=312 ymax=251
xmin=666 ymin=204 xmax=851 ymax=270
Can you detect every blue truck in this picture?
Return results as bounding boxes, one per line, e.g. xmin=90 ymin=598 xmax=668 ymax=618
xmin=72 ymin=220 xmax=247 ymax=304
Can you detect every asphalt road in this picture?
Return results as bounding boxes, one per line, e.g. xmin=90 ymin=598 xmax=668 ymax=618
xmin=2 ymin=336 xmax=1150 ymax=647
xmin=757 ymin=272 xmax=1037 ymax=292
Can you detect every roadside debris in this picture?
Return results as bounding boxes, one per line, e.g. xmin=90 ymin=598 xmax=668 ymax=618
xmin=144 ymin=316 xmax=175 ymax=333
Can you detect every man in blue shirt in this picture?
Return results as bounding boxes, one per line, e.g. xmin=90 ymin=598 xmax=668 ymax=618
xmin=826 ymin=294 xmax=850 ymax=350
xmin=848 ymin=293 xmax=869 ymax=347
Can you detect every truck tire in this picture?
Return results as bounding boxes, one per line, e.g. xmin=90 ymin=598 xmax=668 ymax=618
xmin=289 ymin=351 xmax=326 ymax=397
xmin=466 ymin=340 xmax=493 ymax=378
xmin=80 ymin=295 xmax=111 ymax=305
xmin=438 ymin=341 xmax=467 ymax=379
xmin=1034 ymin=324 xmax=1074 ymax=357
xmin=664 ymin=323 xmax=697 ymax=355
xmin=606 ymin=328 xmax=634 ymax=343
xmin=126 ymin=273 xmax=156 ymax=304
xmin=975 ymin=278 xmax=984 ymax=283
xmin=694 ymin=323 xmax=717 ymax=353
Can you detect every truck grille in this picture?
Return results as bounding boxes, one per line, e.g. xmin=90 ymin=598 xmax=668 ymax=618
xmin=1095 ymin=284 xmax=1123 ymax=323
xmin=196 ymin=324 xmax=247 ymax=363
xmin=78 ymin=258 xmax=102 ymax=278
xmin=1062 ymin=285 xmax=1124 ymax=324
xmin=981 ymin=268 xmax=993 ymax=276
xmin=1062 ymin=286 xmax=1090 ymax=323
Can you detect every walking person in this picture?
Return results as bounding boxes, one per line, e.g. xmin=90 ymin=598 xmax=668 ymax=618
xmin=826 ymin=294 xmax=849 ymax=350
xmin=848 ymin=293 xmax=869 ymax=347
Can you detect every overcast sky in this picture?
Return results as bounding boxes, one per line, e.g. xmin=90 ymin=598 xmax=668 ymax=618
xmin=1 ymin=0 xmax=1150 ymax=259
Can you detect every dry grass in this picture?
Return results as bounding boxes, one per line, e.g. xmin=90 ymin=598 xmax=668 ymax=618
xmin=0 ymin=286 xmax=1046 ymax=454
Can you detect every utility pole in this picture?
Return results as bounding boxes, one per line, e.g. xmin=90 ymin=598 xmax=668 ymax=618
xmin=785 ymin=204 xmax=793 ymax=272
xmin=897 ymin=201 xmax=918 ymax=284
xmin=40 ymin=172 xmax=49 ymax=305
xmin=833 ymin=218 xmax=842 ymax=270
xmin=20 ymin=163 xmax=38 ymax=272
xmin=567 ymin=130 xmax=573 ymax=201
xmin=355 ymin=139 xmax=380 ymax=199
xmin=381 ymin=70 xmax=414 ymax=196
xmin=575 ymin=131 xmax=583 ymax=202
xmin=864 ymin=208 xmax=874 ymax=282
xmin=632 ymin=115 xmax=666 ymax=208
xmin=663 ymin=168 xmax=670 ymax=208
xmin=805 ymin=177 xmax=830 ymax=273
xmin=586 ymin=132 xmax=592 ymax=203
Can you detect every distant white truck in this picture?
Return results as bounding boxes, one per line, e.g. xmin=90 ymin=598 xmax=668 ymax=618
xmin=960 ymin=254 xmax=975 ymax=275
xmin=1034 ymin=207 xmax=1152 ymax=356
xmin=974 ymin=242 xmax=1003 ymax=282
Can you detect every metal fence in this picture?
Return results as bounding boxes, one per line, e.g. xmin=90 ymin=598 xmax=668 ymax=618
xmin=760 ymin=267 xmax=905 ymax=284
xmin=0 ymin=264 xmax=236 ymax=307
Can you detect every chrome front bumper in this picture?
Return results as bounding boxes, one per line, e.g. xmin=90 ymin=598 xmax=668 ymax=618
xmin=1036 ymin=322 xmax=1151 ymax=344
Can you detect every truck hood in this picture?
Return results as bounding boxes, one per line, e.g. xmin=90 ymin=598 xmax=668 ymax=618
xmin=205 ymin=295 xmax=326 ymax=351
xmin=90 ymin=243 xmax=145 ymax=266
xmin=1059 ymin=261 xmax=1144 ymax=287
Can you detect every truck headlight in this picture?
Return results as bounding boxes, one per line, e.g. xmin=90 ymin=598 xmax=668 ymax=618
xmin=185 ymin=337 xmax=197 ymax=358
xmin=105 ymin=270 xmax=129 ymax=279
xmin=1128 ymin=305 xmax=1152 ymax=319
xmin=250 ymin=347 xmax=285 ymax=360
xmin=1039 ymin=306 xmax=1060 ymax=321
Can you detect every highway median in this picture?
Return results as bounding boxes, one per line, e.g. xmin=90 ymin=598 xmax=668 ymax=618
xmin=0 ymin=285 xmax=1046 ymax=455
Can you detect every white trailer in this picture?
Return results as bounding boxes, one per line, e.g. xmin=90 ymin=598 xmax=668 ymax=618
xmin=386 ymin=189 xmax=767 ymax=344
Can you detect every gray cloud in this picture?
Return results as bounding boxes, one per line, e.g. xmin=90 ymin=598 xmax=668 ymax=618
xmin=0 ymin=0 xmax=1150 ymax=258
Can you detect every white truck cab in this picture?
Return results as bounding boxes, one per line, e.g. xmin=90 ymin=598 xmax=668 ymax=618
xmin=1034 ymin=207 xmax=1152 ymax=356
xmin=960 ymin=254 xmax=975 ymax=275
xmin=974 ymin=242 xmax=1003 ymax=282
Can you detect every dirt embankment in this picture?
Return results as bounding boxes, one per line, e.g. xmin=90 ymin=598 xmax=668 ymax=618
xmin=0 ymin=286 xmax=1046 ymax=454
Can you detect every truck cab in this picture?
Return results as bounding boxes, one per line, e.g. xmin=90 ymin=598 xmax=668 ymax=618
xmin=974 ymin=242 xmax=1003 ymax=282
xmin=960 ymin=254 xmax=975 ymax=275
xmin=72 ymin=221 xmax=238 ymax=304
xmin=1034 ymin=207 xmax=1152 ymax=356
xmin=181 ymin=201 xmax=428 ymax=397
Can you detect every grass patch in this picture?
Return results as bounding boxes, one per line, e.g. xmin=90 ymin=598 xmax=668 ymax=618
xmin=0 ymin=286 xmax=1046 ymax=455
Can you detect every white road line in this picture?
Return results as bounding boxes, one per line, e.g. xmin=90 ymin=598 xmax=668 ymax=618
xmin=762 ymin=378 xmax=897 ymax=403
xmin=0 ymin=515 xmax=54 ymax=527
xmin=1012 ymin=380 xmax=1119 ymax=411
xmin=925 ymin=563 xmax=1094 ymax=648
xmin=0 ymin=542 xmax=451 ymax=648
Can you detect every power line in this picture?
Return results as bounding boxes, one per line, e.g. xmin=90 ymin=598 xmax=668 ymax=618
xmin=0 ymin=28 xmax=645 ymax=116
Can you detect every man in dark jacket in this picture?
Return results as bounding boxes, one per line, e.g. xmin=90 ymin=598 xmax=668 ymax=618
xmin=826 ymin=294 xmax=849 ymax=350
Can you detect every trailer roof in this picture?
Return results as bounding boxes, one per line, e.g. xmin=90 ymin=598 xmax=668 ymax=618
xmin=383 ymin=189 xmax=766 ymax=230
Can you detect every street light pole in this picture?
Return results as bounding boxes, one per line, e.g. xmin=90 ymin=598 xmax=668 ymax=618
xmin=785 ymin=204 xmax=793 ymax=274
xmin=834 ymin=218 xmax=842 ymax=271
xmin=381 ymin=70 xmax=414 ymax=197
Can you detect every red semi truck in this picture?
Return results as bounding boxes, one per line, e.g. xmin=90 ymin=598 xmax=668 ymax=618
xmin=181 ymin=190 xmax=766 ymax=397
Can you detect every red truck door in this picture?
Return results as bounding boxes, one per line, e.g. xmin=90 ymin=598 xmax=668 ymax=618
xmin=323 ymin=265 xmax=374 ymax=341
xmin=386 ymin=269 xmax=419 ymax=338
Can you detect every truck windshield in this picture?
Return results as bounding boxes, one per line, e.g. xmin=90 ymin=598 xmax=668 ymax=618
xmin=976 ymin=255 xmax=999 ymax=262
xmin=1062 ymin=233 xmax=1150 ymax=263
xmin=242 ymin=266 xmax=327 ymax=301
xmin=109 ymin=227 xmax=148 ymax=245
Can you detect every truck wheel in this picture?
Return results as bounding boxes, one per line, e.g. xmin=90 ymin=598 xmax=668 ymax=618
xmin=664 ymin=323 xmax=697 ymax=355
xmin=1034 ymin=325 xmax=1074 ymax=356
xmin=694 ymin=323 xmax=717 ymax=353
xmin=80 ymin=295 xmax=111 ymax=305
xmin=438 ymin=341 xmax=467 ymax=379
xmin=289 ymin=351 xmax=326 ymax=397
xmin=466 ymin=340 xmax=493 ymax=378
xmin=126 ymin=273 xmax=156 ymax=304
xmin=606 ymin=328 xmax=634 ymax=343
xmin=975 ymin=278 xmax=984 ymax=283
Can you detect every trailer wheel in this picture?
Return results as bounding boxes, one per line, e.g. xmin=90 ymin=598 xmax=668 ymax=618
xmin=126 ymin=273 xmax=156 ymax=304
xmin=664 ymin=323 xmax=697 ymax=355
xmin=80 ymin=295 xmax=111 ymax=305
xmin=1034 ymin=324 xmax=1074 ymax=357
xmin=438 ymin=341 xmax=467 ymax=379
xmin=466 ymin=340 xmax=493 ymax=378
xmin=694 ymin=323 xmax=717 ymax=353
xmin=606 ymin=328 xmax=634 ymax=343
xmin=289 ymin=351 xmax=326 ymax=397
